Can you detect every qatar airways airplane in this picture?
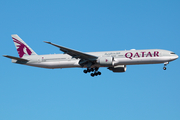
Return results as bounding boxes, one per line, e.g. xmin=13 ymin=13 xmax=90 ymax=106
xmin=3 ymin=34 xmax=178 ymax=77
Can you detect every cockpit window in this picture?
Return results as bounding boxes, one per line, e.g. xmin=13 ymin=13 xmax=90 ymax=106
xmin=171 ymin=52 xmax=175 ymax=54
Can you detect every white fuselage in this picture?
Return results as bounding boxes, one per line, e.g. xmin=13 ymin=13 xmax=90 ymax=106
xmin=13 ymin=49 xmax=178 ymax=69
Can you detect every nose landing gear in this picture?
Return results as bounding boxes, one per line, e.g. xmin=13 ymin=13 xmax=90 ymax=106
xmin=163 ymin=62 xmax=169 ymax=70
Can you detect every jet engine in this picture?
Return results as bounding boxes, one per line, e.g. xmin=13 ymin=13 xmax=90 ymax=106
xmin=108 ymin=65 xmax=126 ymax=72
xmin=97 ymin=57 xmax=114 ymax=66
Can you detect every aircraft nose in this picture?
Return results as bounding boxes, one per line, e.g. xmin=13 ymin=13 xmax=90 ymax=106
xmin=176 ymin=54 xmax=179 ymax=59
xmin=171 ymin=54 xmax=178 ymax=60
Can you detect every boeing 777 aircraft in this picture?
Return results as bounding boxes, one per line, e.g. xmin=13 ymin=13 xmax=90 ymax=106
xmin=3 ymin=34 xmax=178 ymax=77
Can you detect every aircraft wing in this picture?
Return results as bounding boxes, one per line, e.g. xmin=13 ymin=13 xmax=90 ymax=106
xmin=44 ymin=41 xmax=98 ymax=61
xmin=3 ymin=55 xmax=29 ymax=61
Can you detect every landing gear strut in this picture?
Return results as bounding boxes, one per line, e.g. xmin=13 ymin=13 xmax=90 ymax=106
xmin=83 ymin=67 xmax=101 ymax=77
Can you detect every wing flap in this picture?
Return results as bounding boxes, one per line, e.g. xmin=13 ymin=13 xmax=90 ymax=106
xmin=44 ymin=41 xmax=98 ymax=61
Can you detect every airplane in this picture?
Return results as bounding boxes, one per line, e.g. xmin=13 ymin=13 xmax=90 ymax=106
xmin=3 ymin=34 xmax=178 ymax=77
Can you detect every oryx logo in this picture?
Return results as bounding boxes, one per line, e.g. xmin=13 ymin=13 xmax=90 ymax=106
xmin=12 ymin=37 xmax=32 ymax=58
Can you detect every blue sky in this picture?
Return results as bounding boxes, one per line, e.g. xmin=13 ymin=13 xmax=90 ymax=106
xmin=0 ymin=0 xmax=180 ymax=120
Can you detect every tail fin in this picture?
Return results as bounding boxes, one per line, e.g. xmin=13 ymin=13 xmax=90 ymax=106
xmin=11 ymin=34 xmax=37 ymax=58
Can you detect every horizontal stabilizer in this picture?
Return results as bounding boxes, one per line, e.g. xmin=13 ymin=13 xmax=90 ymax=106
xmin=3 ymin=55 xmax=28 ymax=61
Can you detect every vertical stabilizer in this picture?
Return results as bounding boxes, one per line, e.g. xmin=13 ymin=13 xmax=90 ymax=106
xmin=12 ymin=34 xmax=37 ymax=58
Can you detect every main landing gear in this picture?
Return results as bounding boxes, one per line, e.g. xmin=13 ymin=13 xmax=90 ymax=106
xmin=163 ymin=62 xmax=169 ymax=70
xmin=83 ymin=67 xmax=101 ymax=77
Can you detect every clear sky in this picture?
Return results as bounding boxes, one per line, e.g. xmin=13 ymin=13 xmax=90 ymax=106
xmin=0 ymin=0 xmax=180 ymax=120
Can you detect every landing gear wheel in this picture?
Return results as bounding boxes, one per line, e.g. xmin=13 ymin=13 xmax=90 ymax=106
xmin=91 ymin=73 xmax=94 ymax=77
xmin=95 ymin=72 xmax=98 ymax=76
xmin=83 ymin=70 xmax=87 ymax=73
xmin=84 ymin=67 xmax=101 ymax=77
xmin=163 ymin=67 xmax=166 ymax=70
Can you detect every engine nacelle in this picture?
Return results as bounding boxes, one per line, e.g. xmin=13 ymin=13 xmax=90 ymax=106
xmin=108 ymin=65 xmax=126 ymax=72
xmin=97 ymin=57 xmax=114 ymax=66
